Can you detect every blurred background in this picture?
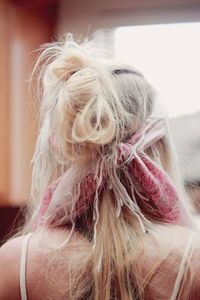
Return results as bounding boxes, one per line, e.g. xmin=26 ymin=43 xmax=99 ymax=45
xmin=0 ymin=0 xmax=200 ymax=241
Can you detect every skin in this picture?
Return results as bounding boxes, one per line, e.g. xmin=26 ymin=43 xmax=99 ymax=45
xmin=0 ymin=228 xmax=91 ymax=300
xmin=0 ymin=224 xmax=200 ymax=300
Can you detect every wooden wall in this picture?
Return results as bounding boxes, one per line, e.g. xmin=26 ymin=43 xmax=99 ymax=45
xmin=57 ymin=0 xmax=200 ymax=36
xmin=0 ymin=1 xmax=10 ymax=206
xmin=0 ymin=0 xmax=58 ymax=206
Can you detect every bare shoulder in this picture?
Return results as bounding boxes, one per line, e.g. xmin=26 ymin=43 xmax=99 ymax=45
xmin=26 ymin=228 xmax=91 ymax=299
xmin=143 ymin=224 xmax=200 ymax=300
xmin=0 ymin=228 xmax=91 ymax=300
xmin=0 ymin=235 xmax=24 ymax=300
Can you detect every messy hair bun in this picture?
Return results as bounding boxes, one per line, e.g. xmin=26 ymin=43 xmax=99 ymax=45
xmin=51 ymin=57 xmax=118 ymax=160
xmin=39 ymin=41 xmax=127 ymax=163
xmin=32 ymin=35 xmax=156 ymax=203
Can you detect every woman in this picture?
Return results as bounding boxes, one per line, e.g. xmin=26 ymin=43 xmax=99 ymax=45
xmin=0 ymin=35 xmax=200 ymax=300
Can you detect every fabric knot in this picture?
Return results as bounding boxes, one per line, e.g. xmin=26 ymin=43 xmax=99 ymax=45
xmin=33 ymin=119 xmax=198 ymax=232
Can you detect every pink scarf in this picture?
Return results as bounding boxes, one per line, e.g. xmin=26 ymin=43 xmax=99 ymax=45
xmin=33 ymin=120 xmax=197 ymax=231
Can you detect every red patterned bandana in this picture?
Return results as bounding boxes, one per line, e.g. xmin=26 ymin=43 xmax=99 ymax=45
xmin=33 ymin=119 xmax=197 ymax=231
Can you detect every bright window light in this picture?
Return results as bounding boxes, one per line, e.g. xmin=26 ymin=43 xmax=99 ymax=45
xmin=114 ymin=23 xmax=200 ymax=117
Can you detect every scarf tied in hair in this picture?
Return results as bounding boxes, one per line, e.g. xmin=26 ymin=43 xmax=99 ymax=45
xmin=33 ymin=119 xmax=197 ymax=232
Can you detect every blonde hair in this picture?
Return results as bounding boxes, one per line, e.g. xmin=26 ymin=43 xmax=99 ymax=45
xmin=23 ymin=34 xmax=196 ymax=299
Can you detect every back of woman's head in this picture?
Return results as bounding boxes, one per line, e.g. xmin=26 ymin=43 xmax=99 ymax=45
xmin=31 ymin=35 xmax=170 ymax=199
xmin=28 ymin=35 xmax=191 ymax=300
xmin=39 ymin=41 xmax=154 ymax=157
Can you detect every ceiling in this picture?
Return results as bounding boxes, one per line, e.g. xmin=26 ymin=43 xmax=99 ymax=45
xmin=57 ymin=0 xmax=200 ymax=35
xmin=10 ymin=0 xmax=200 ymax=35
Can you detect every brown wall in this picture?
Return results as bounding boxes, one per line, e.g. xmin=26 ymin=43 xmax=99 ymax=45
xmin=0 ymin=0 xmax=58 ymax=206
xmin=57 ymin=0 xmax=200 ymax=36
xmin=0 ymin=1 xmax=11 ymax=205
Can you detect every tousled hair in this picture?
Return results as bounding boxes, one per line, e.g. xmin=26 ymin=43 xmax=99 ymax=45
xmin=22 ymin=34 xmax=196 ymax=300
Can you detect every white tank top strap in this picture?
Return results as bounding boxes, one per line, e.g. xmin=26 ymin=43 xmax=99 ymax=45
xmin=20 ymin=233 xmax=34 ymax=300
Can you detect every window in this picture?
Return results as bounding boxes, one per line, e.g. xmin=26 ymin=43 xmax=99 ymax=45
xmin=114 ymin=23 xmax=200 ymax=117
